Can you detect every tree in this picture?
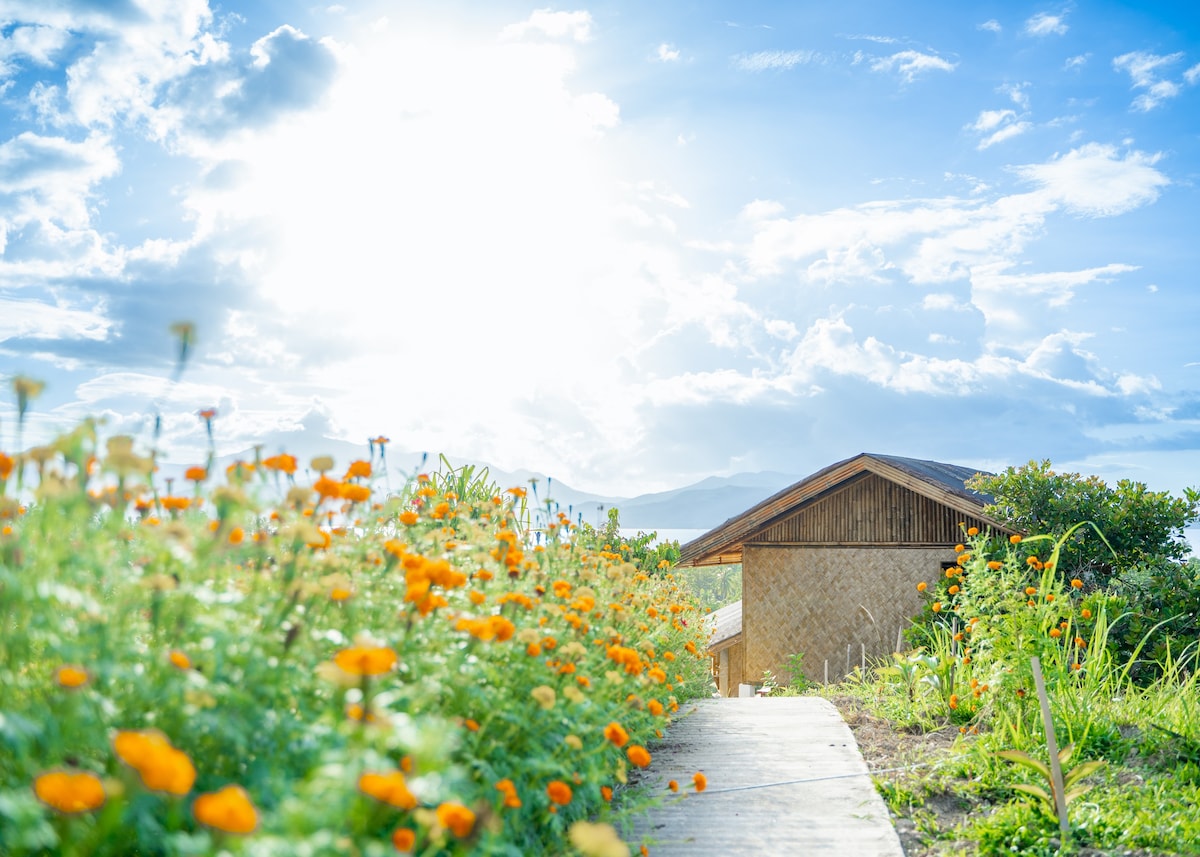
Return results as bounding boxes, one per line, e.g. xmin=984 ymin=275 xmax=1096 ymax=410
xmin=967 ymin=460 xmax=1198 ymax=589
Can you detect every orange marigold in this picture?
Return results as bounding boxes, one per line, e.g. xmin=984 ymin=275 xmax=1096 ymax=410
xmin=392 ymin=827 xmax=416 ymax=852
xmin=626 ymin=745 xmax=651 ymax=768
xmin=335 ymin=645 xmax=398 ymax=676
xmin=495 ymin=778 xmax=522 ymax=809
xmin=436 ymin=802 xmax=476 ymax=838
xmin=546 ymin=780 xmax=573 ymax=805
xmin=55 ymin=665 xmax=90 ymax=689
xmin=169 ymin=650 xmax=191 ymax=670
xmin=193 ymin=784 xmax=258 ymax=834
xmin=113 ymin=730 xmax=196 ymax=795
xmin=604 ymin=721 xmax=629 ymax=748
xmin=33 ymin=770 xmax=106 ymax=813
xmin=693 ymin=771 xmax=707 ymax=792
xmin=359 ymin=771 xmax=418 ymax=810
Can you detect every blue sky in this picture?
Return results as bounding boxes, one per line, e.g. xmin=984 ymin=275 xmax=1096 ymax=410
xmin=1 ymin=1 xmax=1199 ymax=499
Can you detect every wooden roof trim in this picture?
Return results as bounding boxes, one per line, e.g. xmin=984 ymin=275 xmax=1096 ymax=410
xmin=678 ymin=453 xmax=1009 ymax=567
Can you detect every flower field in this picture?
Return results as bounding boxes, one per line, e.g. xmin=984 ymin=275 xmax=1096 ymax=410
xmin=0 ymin=417 xmax=713 ymax=856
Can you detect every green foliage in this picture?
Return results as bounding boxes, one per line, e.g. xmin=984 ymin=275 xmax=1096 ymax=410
xmin=0 ymin=428 xmax=714 ymax=856
xmin=574 ymin=507 xmax=681 ymax=573
xmin=996 ymin=743 xmax=1106 ymax=821
xmin=967 ymin=460 xmax=1198 ymax=585
xmin=677 ymin=564 xmax=742 ymax=612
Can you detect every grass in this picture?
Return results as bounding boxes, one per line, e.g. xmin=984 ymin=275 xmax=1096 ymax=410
xmin=800 ymin=528 xmax=1200 ymax=856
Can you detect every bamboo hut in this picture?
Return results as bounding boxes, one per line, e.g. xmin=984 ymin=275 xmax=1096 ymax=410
xmin=682 ymin=453 xmax=1011 ymax=690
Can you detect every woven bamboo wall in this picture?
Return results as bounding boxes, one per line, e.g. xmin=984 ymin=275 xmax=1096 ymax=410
xmin=743 ymin=544 xmax=952 ymax=683
xmin=748 ymin=473 xmax=989 ymax=545
xmin=723 ymin=640 xmax=745 ymax=696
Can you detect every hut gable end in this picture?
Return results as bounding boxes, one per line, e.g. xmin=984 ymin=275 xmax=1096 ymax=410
xmin=748 ymin=472 xmax=988 ymax=546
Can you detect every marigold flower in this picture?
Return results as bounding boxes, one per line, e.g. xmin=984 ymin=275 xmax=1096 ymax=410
xmin=931 ymin=602 xmax=942 ymax=613
xmin=263 ymin=454 xmax=298 ymax=475
xmin=185 ymin=466 xmax=207 ymax=482
xmin=966 ymin=526 xmax=979 ymax=536
xmin=601 ymin=785 xmax=613 ymax=802
xmin=342 ymin=484 xmax=371 ymax=504
xmin=169 ymin=650 xmax=192 ymax=670
xmin=626 ymin=745 xmax=651 ymax=768
xmin=531 ymin=685 xmax=556 ymax=710
xmin=344 ymin=459 xmax=372 ymax=479
xmin=392 ymin=827 xmax=416 ymax=852
xmin=1080 ymin=608 xmax=1092 ymax=619
xmin=330 ymin=586 xmax=353 ymax=602
xmin=547 ymin=780 xmax=573 ymax=805
xmin=604 ymin=721 xmax=629 ymax=748
xmin=495 ymin=778 xmax=522 ymax=808
xmin=436 ymin=802 xmax=476 ymax=838
xmin=1025 ymin=586 xmax=1037 ymax=596
xmin=33 ymin=770 xmax=106 ymax=813
xmin=948 ymin=585 xmax=960 ymax=595
xmin=667 ymin=780 xmax=678 ymax=792
xmin=568 ymin=821 xmax=629 ymax=857
xmin=1049 ymin=628 xmax=1062 ymax=638
xmin=987 ymin=561 xmax=1002 ymax=570
xmin=193 ymin=784 xmax=258 ymax=834
xmin=359 ymin=771 xmax=418 ymax=809
xmin=55 ymin=665 xmax=90 ymax=689
xmin=648 ymin=699 xmax=664 ymax=716
xmin=948 ymin=694 xmax=959 ymax=709
xmin=1009 ymin=534 xmax=1022 ymax=543
xmin=693 ymin=772 xmax=707 ymax=792
xmin=113 ymin=730 xmax=196 ymax=795
xmin=335 ymin=645 xmax=398 ymax=676
xmin=916 ymin=581 xmax=927 ymax=592
xmin=1071 ymin=578 xmax=1083 ymax=589
xmin=0 ymin=452 xmax=13 ymax=480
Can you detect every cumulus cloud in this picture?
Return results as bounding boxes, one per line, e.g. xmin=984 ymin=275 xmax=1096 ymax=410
xmin=1025 ymin=12 xmax=1068 ymax=36
xmin=978 ymin=20 xmax=1002 ymax=33
xmin=733 ymin=50 xmax=817 ymax=71
xmin=1014 ymin=143 xmax=1169 ymax=216
xmin=656 ymin=43 xmax=680 ymax=62
xmin=1065 ymin=54 xmax=1089 ymax=70
xmin=870 ymin=50 xmax=956 ymax=83
xmin=500 ymin=9 xmax=593 ymax=42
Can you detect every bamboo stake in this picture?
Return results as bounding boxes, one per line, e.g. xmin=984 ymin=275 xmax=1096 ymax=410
xmin=1031 ymin=656 xmax=1070 ymax=839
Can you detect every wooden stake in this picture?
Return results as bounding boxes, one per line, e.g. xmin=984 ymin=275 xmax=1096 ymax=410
xmin=1031 ymin=656 xmax=1070 ymax=838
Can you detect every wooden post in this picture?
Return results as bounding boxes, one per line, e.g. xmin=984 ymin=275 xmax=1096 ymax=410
xmin=896 ymin=626 xmax=903 ymax=654
xmin=845 ymin=644 xmax=851 ymax=677
xmin=860 ymin=643 xmax=866 ymax=674
xmin=1031 ymin=656 xmax=1070 ymax=838
xmin=824 ymin=659 xmax=829 ymax=685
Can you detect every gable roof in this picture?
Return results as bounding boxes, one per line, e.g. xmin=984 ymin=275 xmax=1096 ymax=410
xmin=678 ymin=453 xmax=1006 ymax=567
xmin=705 ymin=599 xmax=743 ymax=653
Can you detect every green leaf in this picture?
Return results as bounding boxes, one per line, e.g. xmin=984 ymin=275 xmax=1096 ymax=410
xmin=997 ymin=749 xmax=1051 ymax=780
xmin=1063 ymin=760 xmax=1106 ymax=789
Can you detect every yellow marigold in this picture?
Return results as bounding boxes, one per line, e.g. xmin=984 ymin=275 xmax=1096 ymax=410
xmin=1009 ymin=534 xmax=1022 ymax=544
xmin=113 ymin=730 xmax=196 ymax=795
xmin=33 ymin=770 xmax=106 ymax=813
xmin=1049 ymin=628 xmax=1062 ymax=638
xmin=1071 ymin=578 xmax=1083 ymax=589
xmin=531 ymin=686 xmax=556 ymax=710
xmin=55 ymin=665 xmax=90 ymax=689
xmin=967 ymin=527 xmax=979 ymax=536
xmin=931 ymin=602 xmax=942 ymax=613
xmin=335 ymin=645 xmax=398 ymax=676
xmin=987 ymin=560 xmax=1002 ymax=570
xmin=436 ymin=801 xmax=476 ymax=838
xmin=359 ymin=771 xmax=418 ymax=810
xmin=948 ymin=694 xmax=959 ymax=709
xmin=547 ymin=780 xmax=573 ymax=805
xmin=916 ymin=581 xmax=927 ymax=592
xmin=604 ymin=721 xmax=629 ymax=748
xmin=693 ymin=771 xmax=707 ymax=792
xmin=169 ymin=650 xmax=192 ymax=670
xmin=193 ymin=784 xmax=258 ymax=834
xmin=626 ymin=745 xmax=651 ymax=768
xmin=392 ymin=827 xmax=416 ymax=852
xmin=330 ymin=586 xmax=353 ymax=602
xmin=568 ymin=820 xmax=630 ymax=857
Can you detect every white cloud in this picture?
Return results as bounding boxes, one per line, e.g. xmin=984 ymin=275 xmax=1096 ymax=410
xmin=733 ymin=50 xmax=817 ymax=72
xmin=500 ymin=9 xmax=593 ymax=43
xmin=978 ymin=20 xmax=1002 ymax=33
xmin=971 ymin=109 xmax=1015 ymax=133
xmin=1000 ymin=82 xmax=1031 ymax=110
xmin=1024 ymin=12 xmax=1068 ymax=36
xmin=1113 ymin=51 xmax=1187 ymax=111
xmin=1065 ymin=54 xmax=1089 ymax=70
xmin=978 ymin=120 xmax=1032 ymax=149
xmin=1014 ymin=143 xmax=1169 ymax=216
xmin=656 ymin=43 xmax=680 ymax=62
xmin=870 ymin=50 xmax=956 ymax=83
xmin=1186 ymin=63 xmax=1200 ymax=85
xmin=0 ymin=296 xmax=112 ymax=342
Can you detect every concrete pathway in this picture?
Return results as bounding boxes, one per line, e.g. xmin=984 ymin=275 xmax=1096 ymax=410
xmin=628 ymin=697 xmax=904 ymax=855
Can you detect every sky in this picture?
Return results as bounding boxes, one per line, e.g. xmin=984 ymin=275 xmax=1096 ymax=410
xmin=1 ymin=0 xmax=1199 ymax=501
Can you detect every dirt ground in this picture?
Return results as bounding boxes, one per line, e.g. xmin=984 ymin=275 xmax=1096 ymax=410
xmin=830 ymin=695 xmax=1162 ymax=857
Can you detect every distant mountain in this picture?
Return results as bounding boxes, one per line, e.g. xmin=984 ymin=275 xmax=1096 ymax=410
xmin=187 ymin=435 xmax=798 ymax=534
